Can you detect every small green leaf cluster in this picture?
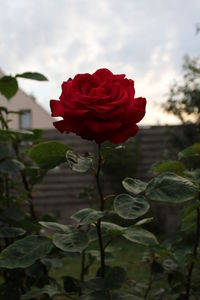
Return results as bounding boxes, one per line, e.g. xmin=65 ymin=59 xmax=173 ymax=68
xmin=0 ymin=72 xmax=48 ymax=100
xmin=0 ymin=125 xmax=156 ymax=299
xmin=0 ymin=72 xmax=60 ymax=299
xmin=135 ymin=142 xmax=200 ymax=299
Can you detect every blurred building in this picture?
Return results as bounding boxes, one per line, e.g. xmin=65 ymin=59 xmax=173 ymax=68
xmin=0 ymin=69 xmax=53 ymax=129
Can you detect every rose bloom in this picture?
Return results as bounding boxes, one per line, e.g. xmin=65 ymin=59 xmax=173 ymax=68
xmin=50 ymin=68 xmax=146 ymax=144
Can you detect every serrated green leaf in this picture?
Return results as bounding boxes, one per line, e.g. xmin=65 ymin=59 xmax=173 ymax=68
xmin=181 ymin=201 xmax=200 ymax=221
xmin=123 ymin=280 xmax=148 ymax=300
xmin=179 ymin=143 xmax=200 ymax=169
xmin=84 ymin=277 xmax=105 ymax=291
xmin=114 ymin=294 xmax=143 ymax=300
xmin=181 ymin=207 xmax=197 ymax=233
xmin=0 ymin=76 xmax=18 ymax=99
xmin=66 ymin=150 xmax=93 ymax=173
xmin=71 ymin=208 xmax=105 ymax=225
xmin=0 ymin=227 xmax=26 ymax=238
xmin=146 ymin=172 xmax=198 ymax=203
xmin=39 ymin=221 xmax=71 ymax=232
xmin=101 ymin=222 xmax=126 ymax=237
xmin=122 ymin=177 xmax=147 ymax=195
xmin=86 ymin=250 xmax=100 ymax=259
xmin=162 ymin=259 xmax=178 ymax=272
xmin=184 ymin=169 xmax=200 ymax=184
xmin=181 ymin=217 xmax=196 ymax=233
xmin=24 ymin=165 xmax=45 ymax=185
xmin=0 ymin=235 xmax=53 ymax=269
xmin=21 ymin=285 xmax=59 ymax=299
xmin=135 ymin=217 xmax=153 ymax=226
xmin=151 ymin=160 xmax=185 ymax=175
xmin=0 ymin=158 xmax=24 ymax=173
xmin=179 ymin=143 xmax=200 ymax=159
xmin=41 ymin=257 xmax=64 ymax=269
xmin=16 ymin=72 xmax=48 ymax=81
xmin=87 ymin=227 xmax=99 ymax=242
xmin=114 ymin=194 xmax=150 ymax=220
xmin=123 ymin=227 xmax=158 ymax=246
xmin=28 ymin=141 xmax=69 ymax=169
xmin=53 ymin=230 xmax=89 ymax=252
xmin=80 ymin=291 xmax=109 ymax=300
xmin=0 ymin=128 xmax=34 ymax=138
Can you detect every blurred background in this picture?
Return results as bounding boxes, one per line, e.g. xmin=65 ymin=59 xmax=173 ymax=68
xmin=0 ymin=0 xmax=199 ymax=126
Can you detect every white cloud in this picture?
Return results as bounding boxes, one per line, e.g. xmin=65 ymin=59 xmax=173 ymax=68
xmin=0 ymin=0 xmax=199 ymax=124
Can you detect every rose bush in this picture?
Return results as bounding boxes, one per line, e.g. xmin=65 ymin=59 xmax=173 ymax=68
xmin=50 ymin=68 xmax=146 ymax=144
xmin=1 ymin=69 xmax=200 ymax=299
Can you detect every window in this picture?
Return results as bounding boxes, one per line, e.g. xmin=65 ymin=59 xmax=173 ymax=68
xmin=19 ymin=110 xmax=31 ymax=129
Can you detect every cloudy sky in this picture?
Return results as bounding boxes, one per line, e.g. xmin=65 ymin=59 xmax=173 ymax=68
xmin=0 ymin=0 xmax=199 ymax=125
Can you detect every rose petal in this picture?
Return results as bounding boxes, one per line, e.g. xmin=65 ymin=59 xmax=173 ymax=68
xmin=53 ymin=118 xmax=82 ymax=135
xmin=126 ymin=97 xmax=146 ymax=123
xmin=93 ymin=68 xmax=114 ymax=81
xmin=109 ymin=124 xmax=139 ymax=144
xmin=72 ymin=73 xmax=97 ymax=93
xmin=84 ymin=119 xmax=121 ymax=134
xmin=50 ymin=100 xmax=64 ymax=117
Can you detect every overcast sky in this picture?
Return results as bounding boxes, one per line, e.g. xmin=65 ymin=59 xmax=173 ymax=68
xmin=0 ymin=0 xmax=200 ymax=125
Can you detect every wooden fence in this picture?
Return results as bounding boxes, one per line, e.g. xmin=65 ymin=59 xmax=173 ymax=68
xmin=33 ymin=125 xmax=198 ymax=229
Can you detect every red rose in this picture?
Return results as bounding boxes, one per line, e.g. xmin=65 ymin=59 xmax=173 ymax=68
xmin=50 ymin=68 xmax=146 ymax=144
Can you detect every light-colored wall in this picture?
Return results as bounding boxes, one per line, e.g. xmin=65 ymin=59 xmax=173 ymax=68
xmin=0 ymin=71 xmax=53 ymax=129
xmin=0 ymin=90 xmax=53 ymax=129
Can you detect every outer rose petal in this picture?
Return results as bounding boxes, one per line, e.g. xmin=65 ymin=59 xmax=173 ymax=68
xmin=126 ymin=97 xmax=146 ymax=123
xmin=109 ymin=124 xmax=139 ymax=144
xmin=59 ymin=79 xmax=72 ymax=102
xmin=50 ymin=100 xmax=64 ymax=117
xmin=53 ymin=118 xmax=83 ymax=136
xmin=121 ymin=78 xmax=135 ymax=99
xmin=53 ymin=120 xmax=67 ymax=133
xmin=50 ymin=99 xmax=89 ymax=119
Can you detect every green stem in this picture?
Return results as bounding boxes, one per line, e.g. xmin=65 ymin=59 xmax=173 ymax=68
xmin=96 ymin=144 xmax=104 ymax=211
xmin=0 ymin=109 xmax=36 ymax=222
xmin=4 ymin=175 xmax=9 ymax=201
xmin=80 ymin=250 xmax=86 ymax=281
xmin=12 ymin=140 xmax=37 ymax=223
xmin=103 ymin=237 xmax=115 ymax=251
xmin=144 ymin=266 xmax=153 ymax=299
xmin=0 ymin=109 xmax=8 ymax=130
xmin=106 ymin=289 xmax=113 ymax=299
xmin=21 ymin=169 xmax=37 ymax=222
xmin=96 ymin=220 xmax=105 ymax=277
xmin=95 ymin=144 xmax=105 ymax=277
xmin=185 ymin=207 xmax=200 ymax=299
